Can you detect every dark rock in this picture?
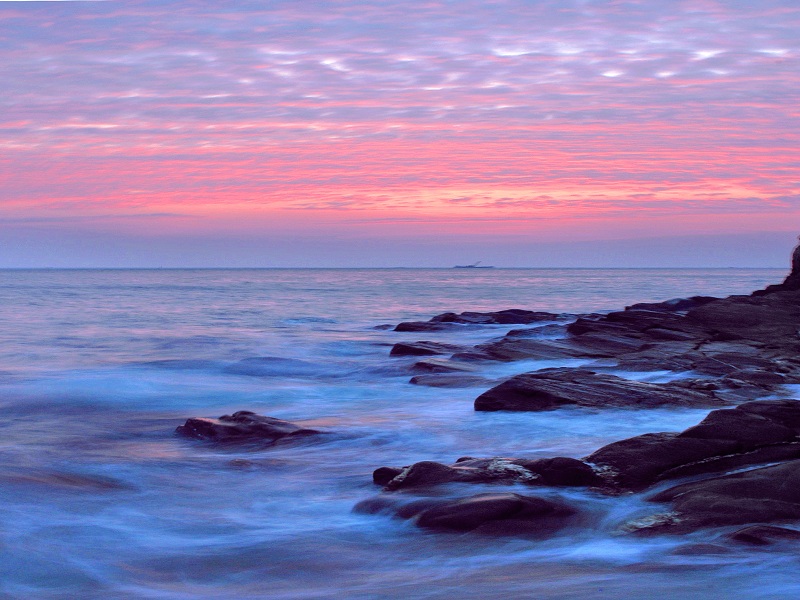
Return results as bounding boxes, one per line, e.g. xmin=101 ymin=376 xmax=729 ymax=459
xmin=753 ymin=237 xmax=800 ymax=295
xmin=394 ymin=321 xmax=460 ymax=332
xmin=678 ymin=408 xmax=796 ymax=447
xmin=377 ymin=456 xmax=600 ymax=490
xmin=657 ymin=443 xmax=800 ymax=482
xmin=727 ymin=525 xmax=800 ymax=546
xmin=505 ymin=324 xmax=569 ymax=338
xmin=412 ymin=492 xmax=577 ymax=535
xmin=626 ymin=296 xmax=719 ymax=312
xmin=641 ymin=460 xmax=800 ymax=533
xmin=511 ymin=457 xmax=603 ymax=487
xmin=475 ymin=338 xmax=606 ymax=361
xmin=394 ymin=309 xmax=567 ymax=332
xmin=373 ymin=466 xmax=404 ymax=486
xmin=430 ymin=309 xmax=566 ymax=325
xmin=409 ymin=374 xmax=493 ymax=388
xmin=737 ymin=399 xmax=800 ymax=431
xmin=389 ymin=341 xmax=464 ymax=357
xmin=687 ymin=291 xmax=800 ymax=345
xmin=585 ymin=432 xmax=739 ymax=489
xmin=176 ymin=411 xmax=320 ymax=444
xmin=474 ymin=368 xmax=724 ymax=412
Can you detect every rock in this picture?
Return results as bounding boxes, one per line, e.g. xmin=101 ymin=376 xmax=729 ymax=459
xmin=687 ymin=291 xmax=800 ymax=345
xmin=389 ymin=341 xmax=464 ymax=357
xmin=475 ymin=338 xmax=606 ymax=361
xmin=586 ymin=400 xmax=800 ymax=488
xmin=375 ymin=456 xmax=601 ymax=491
xmin=176 ymin=411 xmax=321 ymax=444
xmin=641 ymin=460 xmax=800 ymax=533
xmin=393 ymin=321 xmax=460 ymax=332
xmin=474 ymin=368 xmax=724 ymax=412
xmin=727 ymin=525 xmax=800 ymax=546
xmin=678 ymin=408 xmax=796 ymax=447
xmin=409 ymin=374 xmax=494 ymax=388
xmin=626 ymin=296 xmax=719 ymax=312
xmin=394 ymin=309 xmax=567 ymax=332
xmin=585 ymin=432 xmax=740 ymax=489
xmin=412 ymin=492 xmax=577 ymax=535
xmin=753 ymin=236 xmax=800 ymax=294
xmin=430 ymin=309 xmax=566 ymax=325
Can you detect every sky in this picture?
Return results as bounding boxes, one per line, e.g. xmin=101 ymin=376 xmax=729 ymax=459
xmin=1 ymin=0 xmax=799 ymax=267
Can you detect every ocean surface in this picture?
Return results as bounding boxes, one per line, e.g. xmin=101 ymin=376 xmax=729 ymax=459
xmin=0 ymin=267 xmax=795 ymax=599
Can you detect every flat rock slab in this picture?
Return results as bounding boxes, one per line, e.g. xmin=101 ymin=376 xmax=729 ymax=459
xmin=474 ymin=368 xmax=725 ymax=412
xmin=176 ymin=411 xmax=321 ymax=444
xmin=356 ymin=492 xmax=577 ymax=536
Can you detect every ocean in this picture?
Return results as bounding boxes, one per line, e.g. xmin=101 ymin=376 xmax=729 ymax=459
xmin=0 ymin=267 xmax=794 ymax=599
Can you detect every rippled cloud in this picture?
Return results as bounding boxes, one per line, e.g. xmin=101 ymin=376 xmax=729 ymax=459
xmin=1 ymin=0 xmax=799 ymax=264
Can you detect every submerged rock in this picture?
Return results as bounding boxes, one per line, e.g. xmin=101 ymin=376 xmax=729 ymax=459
xmin=176 ymin=411 xmax=321 ymax=444
xmin=409 ymin=374 xmax=493 ymax=388
xmin=474 ymin=368 xmax=724 ymax=412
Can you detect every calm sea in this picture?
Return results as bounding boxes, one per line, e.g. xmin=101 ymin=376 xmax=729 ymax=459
xmin=0 ymin=268 xmax=794 ymax=599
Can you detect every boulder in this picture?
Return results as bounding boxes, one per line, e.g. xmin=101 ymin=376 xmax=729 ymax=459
xmin=474 ymin=368 xmax=724 ymax=412
xmin=176 ymin=411 xmax=320 ymax=444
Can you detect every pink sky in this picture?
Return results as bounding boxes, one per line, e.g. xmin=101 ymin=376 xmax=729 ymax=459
xmin=1 ymin=0 xmax=799 ymax=266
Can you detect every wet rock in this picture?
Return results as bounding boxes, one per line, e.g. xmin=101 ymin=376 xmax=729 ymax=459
xmin=678 ymin=408 xmax=796 ymax=447
xmin=376 ymin=456 xmax=600 ymax=490
xmin=475 ymin=338 xmax=605 ymax=361
xmin=389 ymin=341 xmax=464 ymax=357
xmin=585 ymin=400 xmax=800 ymax=488
xmin=412 ymin=492 xmax=577 ymax=535
xmin=687 ymin=291 xmax=800 ymax=345
xmin=626 ymin=296 xmax=719 ymax=312
xmin=393 ymin=321 xmax=460 ymax=332
xmin=373 ymin=466 xmax=404 ymax=486
xmin=585 ymin=432 xmax=739 ymax=490
xmin=176 ymin=411 xmax=321 ymax=444
xmin=505 ymin=324 xmax=569 ymax=338
xmin=430 ymin=309 xmax=567 ymax=325
xmin=727 ymin=525 xmax=800 ymax=546
xmin=474 ymin=368 xmax=724 ymax=412
xmin=409 ymin=374 xmax=494 ymax=388
xmin=394 ymin=309 xmax=567 ymax=332
xmin=642 ymin=460 xmax=800 ymax=533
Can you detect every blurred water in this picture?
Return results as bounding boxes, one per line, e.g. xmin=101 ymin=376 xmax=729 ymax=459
xmin=0 ymin=267 xmax=794 ymax=599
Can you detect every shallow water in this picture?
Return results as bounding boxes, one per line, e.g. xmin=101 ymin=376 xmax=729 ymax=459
xmin=0 ymin=267 xmax=795 ymax=599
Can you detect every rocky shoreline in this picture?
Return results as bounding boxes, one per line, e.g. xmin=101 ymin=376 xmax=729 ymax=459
xmin=178 ymin=240 xmax=800 ymax=548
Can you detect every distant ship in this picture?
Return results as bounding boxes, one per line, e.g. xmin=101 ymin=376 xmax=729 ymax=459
xmin=453 ymin=261 xmax=495 ymax=269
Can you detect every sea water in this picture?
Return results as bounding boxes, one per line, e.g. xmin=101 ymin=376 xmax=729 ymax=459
xmin=0 ymin=267 xmax=795 ymax=599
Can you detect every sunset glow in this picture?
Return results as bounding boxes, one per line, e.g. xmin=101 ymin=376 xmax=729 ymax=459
xmin=2 ymin=1 xmax=799 ymax=266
